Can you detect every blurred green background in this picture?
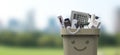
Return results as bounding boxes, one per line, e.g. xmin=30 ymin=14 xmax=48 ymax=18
xmin=0 ymin=0 xmax=120 ymax=55
xmin=0 ymin=28 xmax=119 ymax=55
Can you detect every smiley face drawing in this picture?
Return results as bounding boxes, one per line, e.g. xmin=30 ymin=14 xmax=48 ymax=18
xmin=63 ymin=36 xmax=97 ymax=55
xmin=68 ymin=36 xmax=96 ymax=53
xmin=71 ymin=39 xmax=89 ymax=51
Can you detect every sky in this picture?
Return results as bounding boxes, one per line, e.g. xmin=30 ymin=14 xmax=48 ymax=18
xmin=0 ymin=0 xmax=120 ymax=33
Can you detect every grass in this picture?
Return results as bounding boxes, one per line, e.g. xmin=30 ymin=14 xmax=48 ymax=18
xmin=98 ymin=47 xmax=120 ymax=55
xmin=0 ymin=45 xmax=63 ymax=55
xmin=0 ymin=45 xmax=119 ymax=55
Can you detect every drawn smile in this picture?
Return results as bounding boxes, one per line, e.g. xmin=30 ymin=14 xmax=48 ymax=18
xmin=74 ymin=46 xmax=87 ymax=51
xmin=71 ymin=40 xmax=89 ymax=51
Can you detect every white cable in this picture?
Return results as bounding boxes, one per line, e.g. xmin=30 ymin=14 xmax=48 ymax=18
xmin=66 ymin=26 xmax=80 ymax=34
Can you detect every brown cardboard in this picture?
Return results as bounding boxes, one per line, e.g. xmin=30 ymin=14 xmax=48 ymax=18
xmin=61 ymin=28 xmax=100 ymax=55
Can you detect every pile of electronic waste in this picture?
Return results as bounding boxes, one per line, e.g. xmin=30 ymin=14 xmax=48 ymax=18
xmin=58 ymin=11 xmax=101 ymax=34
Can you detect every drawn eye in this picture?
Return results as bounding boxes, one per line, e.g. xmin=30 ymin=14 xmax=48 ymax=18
xmin=85 ymin=40 xmax=89 ymax=44
xmin=71 ymin=40 xmax=75 ymax=44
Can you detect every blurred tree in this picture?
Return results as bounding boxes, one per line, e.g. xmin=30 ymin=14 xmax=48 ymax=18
xmin=99 ymin=32 xmax=117 ymax=46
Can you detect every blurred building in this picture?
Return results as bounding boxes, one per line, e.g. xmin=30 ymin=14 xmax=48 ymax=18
xmin=0 ymin=20 xmax=3 ymax=30
xmin=7 ymin=9 xmax=36 ymax=32
xmin=24 ymin=9 xmax=35 ymax=31
xmin=44 ymin=16 xmax=60 ymax=34
xmin=8 ymin=18 xmax=21 ymax=31
xmin=23 ymin=10 xmax=35 ymax=31
xmin=115 ymin=7 xmax=120 ymax=33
